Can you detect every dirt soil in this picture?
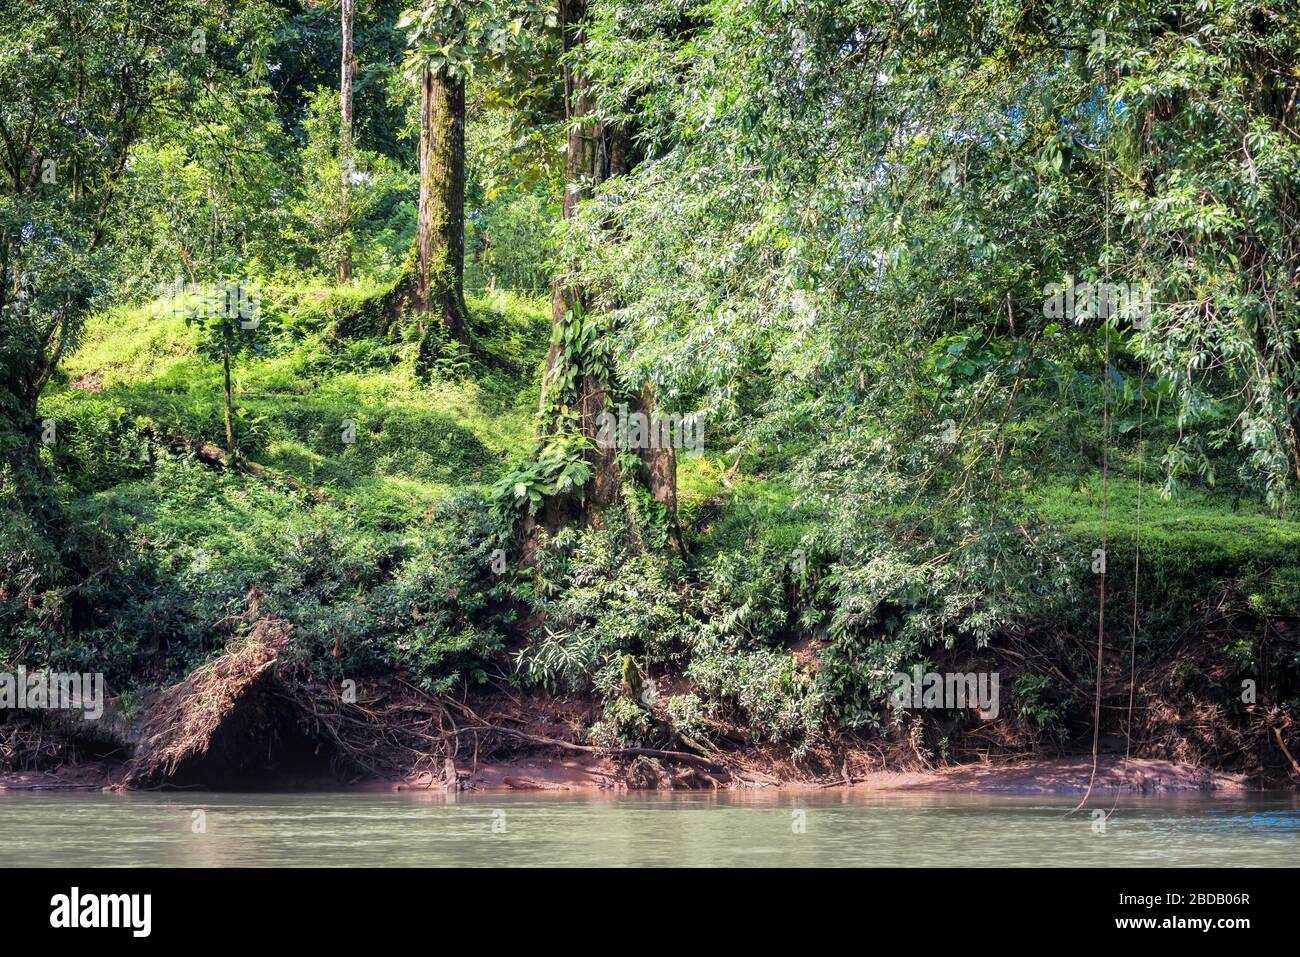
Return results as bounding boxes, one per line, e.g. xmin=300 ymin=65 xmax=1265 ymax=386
xmin=0 ymin=750 xmax=1263 ymax=795
xmin=371 ymin=752 xmax=1255 ymax=794
xmin=0 ymin=760 xmax=125 ymax=791
xmin=0 ymin=630 xmax=1277 ymax=795
xmin=846 ymin=756 xmax=1252 ymax=794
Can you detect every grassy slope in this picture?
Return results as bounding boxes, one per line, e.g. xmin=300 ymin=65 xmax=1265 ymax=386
xmin=39 ymin=288 xmax=548 ymax=584
xmin=675 ymin=460 xmax=1300 ymax=634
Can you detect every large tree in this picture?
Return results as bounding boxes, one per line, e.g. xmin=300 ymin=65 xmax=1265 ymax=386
xmin=412 ymin=27 xmax=469 ymax=341
xmin=520 ymin=0 xmax=681 ymax=547
xmin=399 ymin=0 xmax=552 ymax=357
xmin=338 ymin=0 xmax=356 ymax=283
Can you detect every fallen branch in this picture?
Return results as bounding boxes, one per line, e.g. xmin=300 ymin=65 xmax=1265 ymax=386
xmin=1270 ymin=724 xmax=1300 ymax=778
xmin=449 ymin=724 xmax=727 ymax=772
xmin=161 ymin=431 xmax=332 ymax=503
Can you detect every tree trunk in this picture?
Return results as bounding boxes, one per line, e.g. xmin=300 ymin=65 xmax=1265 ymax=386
xmin=222 ymin=350 xmax=236 ymax=460
xmin=413 ymin=63 xmax=468 ymax=347
xmin=338 ymin=0 xmax=355 ymax=284
xmin=0 ymin=268 xmax=39 ymax=476
xmin=528 ymin=0 xmax=681 ymax=548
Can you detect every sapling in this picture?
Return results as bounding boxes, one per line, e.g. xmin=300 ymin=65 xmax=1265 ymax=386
xmin=182 ymin=267 xmax=263 ymax=460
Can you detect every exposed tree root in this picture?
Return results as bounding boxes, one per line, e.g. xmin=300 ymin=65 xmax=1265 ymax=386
xmin=108 ymin=580 xmax=1300 ymax=792
xmin=121 ymin=591 xmax=310 ymax=789
xmin=445 ymin=724 xmax=726 ymax=772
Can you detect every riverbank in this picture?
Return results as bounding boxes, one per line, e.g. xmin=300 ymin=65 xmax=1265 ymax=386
xmin=0 ymin=659 xmax=1277 ymax=795
xmin=0 ymin=752 xmax=1259 ymax=795
xmin=389 ymin=753 xmax=1256 ymax=794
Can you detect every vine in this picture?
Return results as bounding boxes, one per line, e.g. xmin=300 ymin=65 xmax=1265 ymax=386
xmin=487 ymin=300 xmax=618 ymax=537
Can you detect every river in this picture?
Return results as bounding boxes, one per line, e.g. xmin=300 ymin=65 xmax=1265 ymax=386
xmin=1 ymin=790 xmax=1297 ymax=867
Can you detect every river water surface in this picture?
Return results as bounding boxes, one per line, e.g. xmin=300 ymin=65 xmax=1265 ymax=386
xmin=1 ymin=790 xmax=1297 ymax=866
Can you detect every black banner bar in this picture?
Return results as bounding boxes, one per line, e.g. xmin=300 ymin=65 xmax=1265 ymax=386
xmin=0 ymin=867 xmax=1279 ymax=943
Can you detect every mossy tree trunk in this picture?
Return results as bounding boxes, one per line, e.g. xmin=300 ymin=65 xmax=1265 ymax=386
xmin=222 ymin=349 xmax=236 ymax=460
xmin=338 ymin=0 xmax=355 ymax=284
xmin=413 ymin=62 xmax=468 ymax=353
xmin=529 ymin=0 xmax=681 ymax=547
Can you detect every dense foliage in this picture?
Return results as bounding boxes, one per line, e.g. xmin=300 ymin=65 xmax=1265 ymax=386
xmin=3 ymin=0 xmax=1299 ymax=772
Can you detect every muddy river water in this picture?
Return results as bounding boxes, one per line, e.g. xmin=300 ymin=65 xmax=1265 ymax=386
xmin=1 ymin=790 xmax=1297 ymax=867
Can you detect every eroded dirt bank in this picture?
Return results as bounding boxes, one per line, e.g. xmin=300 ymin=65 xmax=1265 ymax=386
xmin=0 ymin=751 xmax=1259 ymax=795
xmin=0 ymin=608 xmax=1284 ymax=795
xmin=378 ymin=753 xmax=1254 ymax=794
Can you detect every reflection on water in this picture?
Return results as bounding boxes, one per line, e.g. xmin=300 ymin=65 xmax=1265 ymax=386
xmin=0 ymin=789 xmax=1297 ymax=867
